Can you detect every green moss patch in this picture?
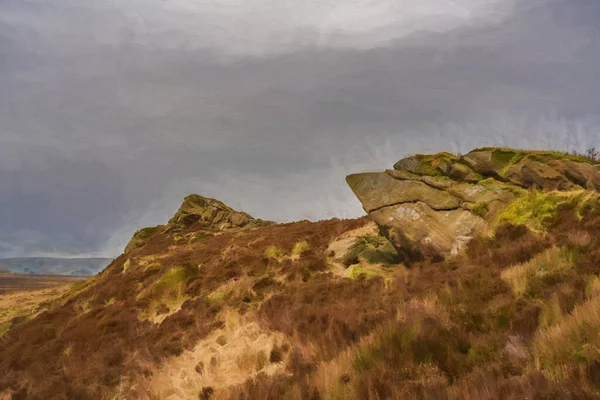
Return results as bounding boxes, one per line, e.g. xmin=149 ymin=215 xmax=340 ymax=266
xmin=394 ymin=152 xmax=458 ymax=176
xmin=496 ymin=191 xmax=566 ymax=232
xmin=343 ymin=235 xmax=401 ymax=267
xmin=347 ymin=265 xmax=376 ymax=280
xmin=490 ymin=149 xmax=521 ymax=166
xmin=346 ymin=263 xmax=400 ymax=282
xmin=471 ymin=202 xmax=489 ymax=218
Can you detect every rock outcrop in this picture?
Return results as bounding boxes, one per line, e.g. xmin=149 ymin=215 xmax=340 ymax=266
xmin=124 ymin=194 xmax=274 ymax=253
xmin=347 ymin=148 xmax=600 ymax=261
xmin=168 ymin=194 xmax=262 ymax=230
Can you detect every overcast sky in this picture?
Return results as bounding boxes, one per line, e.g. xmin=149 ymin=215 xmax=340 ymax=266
xmin=1 ymin=0 xmax=599 ymax=257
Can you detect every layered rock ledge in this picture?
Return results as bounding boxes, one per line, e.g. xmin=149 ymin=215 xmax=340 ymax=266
xmin=347 ymin=148 xmax=600 ymax=261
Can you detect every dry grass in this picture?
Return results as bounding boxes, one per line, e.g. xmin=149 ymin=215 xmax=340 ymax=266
xmin=138 ymin=309 xmax=288 ymax=399
xmin=0 ymin=216 xmax=368 ymax=398
xmin=533 ymin=296 xmax=600 ymax=378
xmin=226 ymin=199 xmax=600 ymax=399
xmin=4 ymin=196 xmax=600 ymax=399
xmin=501 ymin=246 xmax=574 ymax=298
xmin=0 ymin=281 xmax=74 ymax=338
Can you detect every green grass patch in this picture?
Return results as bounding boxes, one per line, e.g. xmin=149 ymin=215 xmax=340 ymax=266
xmin=291 ymin=240 xmax=310 ymax=257
xmin=264 ymin=246 xmax=285 ymax=262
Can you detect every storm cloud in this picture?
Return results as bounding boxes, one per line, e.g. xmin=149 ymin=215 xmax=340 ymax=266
xmin=1 ymin=0 xmax=599 ymax=257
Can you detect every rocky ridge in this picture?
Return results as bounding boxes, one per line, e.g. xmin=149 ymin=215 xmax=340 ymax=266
xmin=347 ymin=148 xmax=600 ymax=261
xmin=125 ymin=194 xmax=274 ymax=253
xmin=4 ymin=148 xmax=600 ymax=399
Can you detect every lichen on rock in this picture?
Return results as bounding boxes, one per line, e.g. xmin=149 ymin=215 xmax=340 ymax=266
xmin=124 ymin=194 xmax=275 ymax=254
xmin=347 ymin=147 xmax=600 ymax=262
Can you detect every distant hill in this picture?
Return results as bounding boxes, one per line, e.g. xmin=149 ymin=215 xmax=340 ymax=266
xmin=0 ymin=257 xmax=113 ymax=276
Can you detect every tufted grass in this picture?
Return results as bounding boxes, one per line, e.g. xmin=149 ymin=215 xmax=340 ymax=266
xmin=533 ymin=296 xmax=600 ymax=378
xmin=291 ymin=240 xmax=310 ymax=258
xmin=264 ymin=246 xmax=285 ymax=262
xmin=501 ymin=246 xmax=575 ymax=298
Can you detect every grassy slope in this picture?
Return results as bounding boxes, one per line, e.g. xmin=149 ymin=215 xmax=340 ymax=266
xmin=0 ymin=217 xmax=371 ymax=398
xmin=233 ymin=196 xmax=600 ymax=400
xmin=3 ymin=192 xmax=600 ymax=398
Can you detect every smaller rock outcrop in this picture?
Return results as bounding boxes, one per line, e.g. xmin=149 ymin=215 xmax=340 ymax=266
xmin=125 ymin=194 xmax=274 ymax=253
xmin=347 ymin=148 xmax=600 ymax=262
xmin=168 ymin=194 xmax=257 ymax=230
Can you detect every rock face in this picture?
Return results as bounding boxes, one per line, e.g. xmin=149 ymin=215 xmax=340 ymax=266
xmin=125 ymin=194 xmax=273 ymax=253
xmin=168 ymin=194 xmax=258 ymax=230
xmin=347 ymin=148 xmax=600 ymax=261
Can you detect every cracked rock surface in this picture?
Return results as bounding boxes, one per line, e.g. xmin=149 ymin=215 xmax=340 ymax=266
xmin=347 ymin=148 xmax=600 ymax=261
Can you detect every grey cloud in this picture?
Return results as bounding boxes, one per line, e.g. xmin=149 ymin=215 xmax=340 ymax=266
xmin=1 ymin=0 xmax=599 ymax=257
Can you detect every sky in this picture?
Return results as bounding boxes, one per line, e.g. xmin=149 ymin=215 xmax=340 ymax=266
xmin=1 ymin=0 xmax=599 ymax=258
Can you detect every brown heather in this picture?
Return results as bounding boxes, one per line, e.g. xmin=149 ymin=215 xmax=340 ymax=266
xmin=3 ymin=196 xmax=600 ymax=399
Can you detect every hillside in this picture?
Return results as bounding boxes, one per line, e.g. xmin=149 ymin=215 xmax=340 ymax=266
xmin=2 ymin=148 xmax=600 ymax=399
